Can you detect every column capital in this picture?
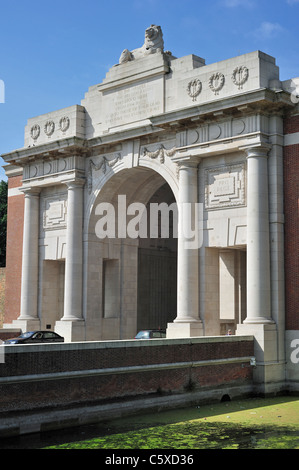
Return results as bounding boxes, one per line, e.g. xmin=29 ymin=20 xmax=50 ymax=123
xmin=240 ymin=143 xmax=272 ymax=159
xmin=64 ymin=178 xmax=85 ymax=190
xmin=20 ymin=186 xmax=41 ymax=197
xmin=174 ymin=156 xmax=201 ymax=169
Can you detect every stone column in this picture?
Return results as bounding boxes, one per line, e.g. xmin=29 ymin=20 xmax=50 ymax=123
xmin=63 ymin=179 xmax=84 ymax=320
xmin=17 ymin=187 xmax=41 ymax=330
xmin=236 ymin=144 xmax=278 ymax=390
xmin=243 ymin=144 xmax=273 ymax=324
xmin=55 ymin=178 xmax=85 ymax=341
xmin=268 ymin=116 xmax=285 ymax=378
xmin=167 ymin=161 xmax=203 ymax=338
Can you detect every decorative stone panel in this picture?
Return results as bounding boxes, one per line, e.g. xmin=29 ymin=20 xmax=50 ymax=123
xmin=205 ymin=162 xmax=246 ymax=210
xmin=43 ymin=194 xmax=67 ymax=231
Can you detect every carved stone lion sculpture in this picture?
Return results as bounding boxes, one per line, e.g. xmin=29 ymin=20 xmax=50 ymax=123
xmin=119 ymin=25 xmax=164 ymax=64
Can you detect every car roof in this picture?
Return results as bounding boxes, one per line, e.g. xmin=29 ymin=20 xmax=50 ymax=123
xmin=28 ymin=330 xmax=58 ymax=333
xmin=140 ymin=329 xmax=166 ymax=332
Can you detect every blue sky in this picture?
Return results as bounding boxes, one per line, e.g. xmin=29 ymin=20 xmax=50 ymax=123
xmin=1 ymin=0 xmax=299 ymax=181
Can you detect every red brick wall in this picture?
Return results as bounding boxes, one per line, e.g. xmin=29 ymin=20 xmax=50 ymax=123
xmin=284 ymin=114 xmax=299 ymax=330
xmin=4 ymin=175 xmax=24 ymax=324
xmin=0 ymin=338 xmax=254 ymax=413
xmin=284 ymin=114 xmax=299 ymax=135
xmin=0 ymin=268 xmax=5 ymax=327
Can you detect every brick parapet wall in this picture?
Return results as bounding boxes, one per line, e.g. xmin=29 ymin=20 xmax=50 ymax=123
xmin=0 ymin=336 xmax=254 ymax=414
xmin=284 ymin=113 xmax=299 ymax=330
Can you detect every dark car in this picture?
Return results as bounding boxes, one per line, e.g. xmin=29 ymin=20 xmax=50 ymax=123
xmin=4 ymin=331 xmax=64 ymax=344
xmin=134 ymin=329 xmax=166 ymax=339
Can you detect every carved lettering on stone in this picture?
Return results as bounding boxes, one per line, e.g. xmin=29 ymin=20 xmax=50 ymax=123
xmin=205 ymin=162 xmax=246 ymax=210
xmin=105 ymin=82 xmax=162 ymax=128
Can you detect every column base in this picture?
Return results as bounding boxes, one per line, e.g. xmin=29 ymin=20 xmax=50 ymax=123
xmin=236 ymin=322 xmax=277 ymax=362
xmin=243 ymin=317 xmax=275 ymax=325
xmin=167 ymin=321 xmax=204 ymax=339
xmin=55 ymin=320 xmax=85 ymax=343
xmin=3 ymin=318 xmax=41 ymax=333
xmin=236 ymin=322 xmax=284 ymax=393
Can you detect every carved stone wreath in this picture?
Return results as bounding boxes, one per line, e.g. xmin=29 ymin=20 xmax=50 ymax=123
xmin=44 ymin=120 xmax=55 ymax=136
xmin=232 ymin=66 xmax=249 ymax=89
xmin=209 ymin=72 xmax=225 ymax=95
xmin=142 ymin=145 xmax=176 ymax=164
xmin=187 ymin=79 xmax=202 ymax=102
xmin=31 ymin=124 xmax=40 ymax=140
xmin=59 ymin=116 xmax=70 ymax=132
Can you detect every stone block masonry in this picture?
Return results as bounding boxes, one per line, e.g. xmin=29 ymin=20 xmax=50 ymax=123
xmin=0 ymin=336 xmax=254 ymax=437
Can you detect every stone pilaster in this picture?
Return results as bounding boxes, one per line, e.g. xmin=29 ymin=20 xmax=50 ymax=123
xmin=236 ymin=144 xmax=280 ymax=394
xmin=55 ymin=178 xmax=85 ymax=342
xmin=167 ymin=160 xmax=203 ymax=338
xmin=13 ymin=187 xmax=41 ymax=331
xmin=243 ymin=144 xmax=273 ymax=324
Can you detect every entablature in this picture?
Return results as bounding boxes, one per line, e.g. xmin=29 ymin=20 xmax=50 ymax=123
xmin=2 ymin=85 xmax=293 ymax=190
xmin=150 ymin=88 xmax=293 ymax=130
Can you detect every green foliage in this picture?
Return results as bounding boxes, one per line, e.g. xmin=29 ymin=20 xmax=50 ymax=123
xmin=0 ymin=180 xmax=8 ymax=267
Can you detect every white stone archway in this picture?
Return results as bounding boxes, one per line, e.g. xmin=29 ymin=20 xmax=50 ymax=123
xmin=84 ymin=162 xmax=179 ymax=341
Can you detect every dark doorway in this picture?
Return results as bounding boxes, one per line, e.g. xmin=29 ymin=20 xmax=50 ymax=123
xmin=137 ymin=183 xmax=177 ymax=330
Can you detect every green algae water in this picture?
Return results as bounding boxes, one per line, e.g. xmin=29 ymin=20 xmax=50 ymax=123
xmin=44 ymin=396 xmax=299 ymax=450
xmin=1 ymin=396 xmax=299 ymax=449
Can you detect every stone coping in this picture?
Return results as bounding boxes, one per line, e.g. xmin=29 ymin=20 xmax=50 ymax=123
xmin=2 ymin=334 xmax=254 ymax=354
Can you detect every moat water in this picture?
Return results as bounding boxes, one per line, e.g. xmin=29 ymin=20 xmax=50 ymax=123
xmin=0 ymin=396 xmax=298 ymax=450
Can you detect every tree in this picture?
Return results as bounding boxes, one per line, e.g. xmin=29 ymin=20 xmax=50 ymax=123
xmin=0 ymin=180 xmax=7 ymax=267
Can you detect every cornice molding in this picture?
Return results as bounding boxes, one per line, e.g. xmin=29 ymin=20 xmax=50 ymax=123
xmin=149 ymin=88 xmax=293 ymax=129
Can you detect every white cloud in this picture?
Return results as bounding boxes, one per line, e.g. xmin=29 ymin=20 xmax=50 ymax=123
xmin=286 ymin=0 xmax=299 ymax=4
xmin=254 ymin=21 xmax=284 ymax=39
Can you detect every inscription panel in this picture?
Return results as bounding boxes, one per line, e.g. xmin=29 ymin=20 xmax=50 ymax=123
xmin=102 ymin=78 xmax=163 ymax=129
xmin=214 ymin=177 xmax=235 ymax=197
xmin=205 ymin=163 xmax=246 ymax=210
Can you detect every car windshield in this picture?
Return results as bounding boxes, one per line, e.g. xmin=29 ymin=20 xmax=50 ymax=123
xmin=135 ymin=331 xmax=150 ymax=339
xmin=18 ymin=332 xmax=34 ymax=338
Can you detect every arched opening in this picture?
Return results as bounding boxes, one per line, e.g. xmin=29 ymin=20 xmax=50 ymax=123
xmin=220 ymin=394 xmax=231 ymax=403
xmin=137 ymin=182 xmax=177 ymax=331
xmin=86 ymin=166 xmax=178 ymax=340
